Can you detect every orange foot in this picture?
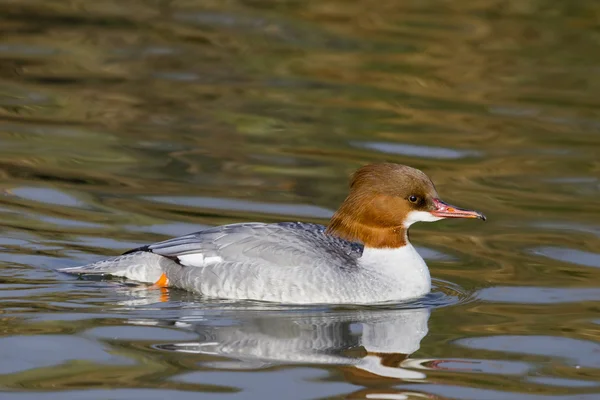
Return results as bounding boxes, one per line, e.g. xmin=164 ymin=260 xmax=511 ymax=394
xmin=151 ymin=273 xmax=170 ymax=302
xmin=153 ymin=273 xmax=169 ymax=288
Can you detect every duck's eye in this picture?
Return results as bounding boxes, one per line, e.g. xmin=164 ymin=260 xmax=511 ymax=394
xmin=408 ymin=195 xmax=419 ymax=204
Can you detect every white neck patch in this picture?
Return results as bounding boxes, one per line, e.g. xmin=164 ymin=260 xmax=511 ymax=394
xmin=403 ymin=210 xmax=443 ymax=227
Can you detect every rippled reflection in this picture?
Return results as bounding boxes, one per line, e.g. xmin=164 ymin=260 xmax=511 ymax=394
xmin=151 ymin=307 xmax=430 ymax=380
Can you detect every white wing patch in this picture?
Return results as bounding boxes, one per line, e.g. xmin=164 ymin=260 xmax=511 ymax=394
xmin=177 ymin=253 xmax=223 ymax=268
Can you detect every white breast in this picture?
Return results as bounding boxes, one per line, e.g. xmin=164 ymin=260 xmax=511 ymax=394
xmin=358 ymin=244 xmax=431 ymax=301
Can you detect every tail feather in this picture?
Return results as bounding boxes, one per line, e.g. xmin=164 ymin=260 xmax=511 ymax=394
xmin=59 ymin=251 xmax=168 ymax=283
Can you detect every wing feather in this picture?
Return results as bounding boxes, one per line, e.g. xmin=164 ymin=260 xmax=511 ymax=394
xmin=137 ymin=222 xmax=361 ymax=269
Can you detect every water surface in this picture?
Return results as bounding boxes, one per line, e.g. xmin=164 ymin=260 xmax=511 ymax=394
xmin=1 ymin=1 xmax=600 ymax=399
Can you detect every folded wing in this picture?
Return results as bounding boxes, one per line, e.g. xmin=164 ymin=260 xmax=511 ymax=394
xmin=130 ymin=222 xmax=362 ymax=269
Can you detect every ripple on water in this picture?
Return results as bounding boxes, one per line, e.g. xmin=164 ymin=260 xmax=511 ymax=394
xmin=421 ymin=278 xmax=472 ymax=309
xmin=152 ymin=72 xmax=200 ymax=82
xmin=0 ymin=44 xmax=59 ymax=57
xmin=455 ymin=335 xmax=600 ymax=369
xmin=532 ymin=221 xmax=600 ymax=237
xmin=28 ymin=312 xmax=125 ymax=322
xmin=38 ymin=216 xmax=104 ymax=229
xmin=531 ymin=246 xmax=600 ymax=268
xmin=0 ymin=252 xmax=66 ymax=268
xmin=405 ymin=357 xmax=532 ymax=376
xmin=171 ymin=369 xmax=349 ymax=400
xmin=71 ymin=236 xmax=148 ymax=251
xmin=84 ymin=326 xmax=198 ymax=341
xmin=0 ymin=237 xmax=31 ymax=246
xmin=0 ymin=335 xmax=134 ymax=375
xmin=395 ymin=384 xmax=600 ymax=400
xmin=477 ymin=286 xmax=600 ymax=304
xmin=10 ymin=187 xmax=88 ymax=208
xmin=416 ymin=246 xmax=456 ymax=261
xmin=351 ymin=141 xmax=481 ymax=159
xmin=548 ymin=177 xmax=599 ymax=184
xmin=124 ymin=222 xmax=211 ymax=236
xmin=526 ymin=376 xmax=599 ymax=388
xmin=544 ymin=177 xmax=600 ymax=196
xmin=4 ymin=389 xmax=236 ymax=400
xmin=144 ymin=195 xmax=334 ymax=219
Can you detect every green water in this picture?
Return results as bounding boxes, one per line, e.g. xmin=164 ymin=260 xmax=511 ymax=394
xmin=1 ymin=1 xmax=599 ymax=399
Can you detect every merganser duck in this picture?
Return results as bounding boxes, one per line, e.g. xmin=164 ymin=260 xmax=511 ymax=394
xmin=60 ymin=163 xmax=485 ymax=304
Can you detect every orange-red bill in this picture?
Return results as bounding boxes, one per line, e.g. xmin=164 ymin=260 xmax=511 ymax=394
xmin=430 ymin=198 xmax=486 ymax=221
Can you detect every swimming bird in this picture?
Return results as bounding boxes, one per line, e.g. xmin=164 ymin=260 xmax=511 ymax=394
xmin=60 ymin=163 xmax=485 ymax=304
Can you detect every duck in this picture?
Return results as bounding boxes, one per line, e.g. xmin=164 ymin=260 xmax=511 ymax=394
xmin=60 ymin=163 xmax=485 ymax=304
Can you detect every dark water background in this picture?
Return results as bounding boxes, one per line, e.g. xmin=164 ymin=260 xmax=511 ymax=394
xmin=1 ymin=1 xmax=600 ymax=399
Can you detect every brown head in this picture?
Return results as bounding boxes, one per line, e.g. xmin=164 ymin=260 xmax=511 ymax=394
xmin=326 ymin=163 xmax=485 ymax=248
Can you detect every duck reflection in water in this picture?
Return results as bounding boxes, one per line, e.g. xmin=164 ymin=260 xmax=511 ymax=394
xmin=138 ymin=305 xmax=434 ymax=381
